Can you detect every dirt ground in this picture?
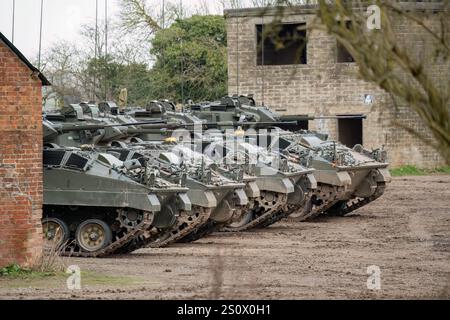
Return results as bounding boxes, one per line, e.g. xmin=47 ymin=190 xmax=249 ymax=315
xmin=1 ymin=175 xmax=449 ymax=300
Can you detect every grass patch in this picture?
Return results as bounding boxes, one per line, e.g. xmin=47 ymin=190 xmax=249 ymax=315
xmin=390 ymin=165 xmax=450 ymax=177
xmin=434 ymin=166 xmax=450 ymax=174
xmin=0 ymin=265 xmax=139 ymax=290
xmin=390 ymin=165 xmax=426 ymax=177
xmin=0 ymin=264 xmax=57 ymax=279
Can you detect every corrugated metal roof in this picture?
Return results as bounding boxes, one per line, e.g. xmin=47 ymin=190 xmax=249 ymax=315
xmin=0 ymin=32 xmax=51 ymax=86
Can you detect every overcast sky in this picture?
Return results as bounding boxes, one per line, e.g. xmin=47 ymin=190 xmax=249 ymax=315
xmin=0 ymin=0 xmax=237 ymax=61
xmin=0 ymin=0 xmax=120 ymax=59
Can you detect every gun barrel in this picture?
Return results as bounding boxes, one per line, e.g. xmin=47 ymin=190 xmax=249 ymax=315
xmin=52 ymin=117 xmax=340 ymax=134
xmin=53 ymin=120 xmax=170 ymax=133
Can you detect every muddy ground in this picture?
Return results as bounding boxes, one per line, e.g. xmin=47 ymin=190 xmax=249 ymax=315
xmin=1 ymin=175 xmax=449 ymax=299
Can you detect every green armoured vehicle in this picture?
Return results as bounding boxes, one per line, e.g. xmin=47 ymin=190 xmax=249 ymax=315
xmin=42 ymin=146 xmax=191 ymax=257
xmin=108 ymin=143 xmax=253 ymax=242
xmin=200 ymin=135 xmax=317 ymax=231
xmin=49 ymin=102 xmax=317 ymax=233
xmin=44 ymin=118 xmax=216 ymax=250
xmin=187 ymin=95 xmax=391 ymax=220
xmin=43 ymin=108 xmax=251 ymax=243
xmin=122 ymin=101 xmax=319 ymax=229
xmin=271 ymin=131 xmax=390 ymax=219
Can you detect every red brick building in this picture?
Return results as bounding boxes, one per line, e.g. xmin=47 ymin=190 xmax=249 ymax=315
xmin=0 ymin=33 xmax=50 ymax=267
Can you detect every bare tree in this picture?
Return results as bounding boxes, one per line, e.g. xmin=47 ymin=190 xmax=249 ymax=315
xmin=119 ymin=0 xmax=196 ymax=36
xmin=259 ymin=0 xmax=449 ymax=164
xmin=38 ymin=41 xmax=84 ymax=108
xmin=193 ymin=0 xmax=211 ymax=15
xmin=218 ymin=0 xmax=245 ymax=9
xmin=119 ymin=0 xmax=162 ymax=37
xmin=312 ymin=0 xmax=450 ymax=164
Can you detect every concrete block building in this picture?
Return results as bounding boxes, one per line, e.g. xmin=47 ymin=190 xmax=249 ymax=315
xmin=225 ymin=4 xmax=449 ymax=167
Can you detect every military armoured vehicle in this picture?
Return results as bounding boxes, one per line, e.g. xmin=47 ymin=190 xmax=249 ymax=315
xmin=121 ymin=101 xmax=318 ymax=229
xmin=77 ymin=103 xmax=266 ymax=236
xmin=46 ymin=102 xmax=316 ymax=234
xmin=272 ymin=131 xmax=390 ymax=219
xmin=200 ymin=135 xmax=317 ymax=231
xmin=106 ymin=142 xmax=251 ymax=243
xmin=43 ymin=108 xmax=251 ymax=243
xmin=187 ymin=95 xmax=391 ymax=220
xmin=42 ymin=146 xmax=190 ymax=257
xmin=43 ymin=117 xmax=220 ymax=250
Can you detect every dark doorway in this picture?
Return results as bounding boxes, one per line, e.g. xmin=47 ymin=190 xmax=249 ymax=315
xmin=338 ymin=116 xmax=363 ymax=148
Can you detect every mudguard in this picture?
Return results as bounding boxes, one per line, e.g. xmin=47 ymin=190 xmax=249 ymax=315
xmin=177 ymin=193 xmax=192 ymax=211
xmin=233 ymin=188 xmax=249 ymax=206
xmin=375 ymin=168 xmax=392 ymax=183
xmin=147 ymin=194 xmax=162 ymax=212
xmin=305 ymin=174 xmax=318 ymax=190
xmin=187 ymin=189 xmax=217 ymax=208
xmin=314 ymin=170 xmax=351 ymax=187
xmin=353 ymin=170 xmax=379 ymax=198
xmin=245 ymin=181 xmax=260 ymax=198
xmin=256 ymin=177 xmax=295 ymax=194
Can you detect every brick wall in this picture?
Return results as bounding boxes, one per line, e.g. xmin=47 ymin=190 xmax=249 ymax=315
xmin=226 ymin=7 xmax=448 ymax=168
xmin=0 ymin=40 xmax=43 ymax=267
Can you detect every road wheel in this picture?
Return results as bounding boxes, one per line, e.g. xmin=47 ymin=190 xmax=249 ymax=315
xmin=42 ymin=217 xmax=69 ymax=249
xmin=226 ymin=211 xmax=254 ymax=229
xmin=76 ymin=219 xmax=112 ymax=253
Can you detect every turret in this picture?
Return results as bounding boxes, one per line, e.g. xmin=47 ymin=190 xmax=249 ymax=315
xmin=188 ymin=95 xmax=366 ymax=132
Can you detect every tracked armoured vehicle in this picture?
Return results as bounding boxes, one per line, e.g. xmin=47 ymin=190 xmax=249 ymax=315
xmin=200 ymin=135 xmax=316 ymax=231
xmin=42 ymin=146 xmax=190 ymax=257
xmin=272 ymin=131 xmax=390 ymax=219
xmin=187 ymin=95 xmax=391 ymax=220
xmin=106 ymin=142 xmax=251 ymax=243
xmin=44 ymin=118 xmax=219 ymax=251
xmin=43 ymin=106 xmax=251 ymax=243
xmin=123 ymin=101 xmax=318 ymax=229
xmin=48 ymin=102 xmax=316 ymax=233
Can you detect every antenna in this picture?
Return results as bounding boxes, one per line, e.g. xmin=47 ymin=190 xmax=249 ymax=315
xmin=162 ymin=0 xmax=165 ymax=29
xmin=179 ymin=0 xmax=183 ymax=19
xmin=181 ymin=38 xmax=184 ymax=108
xmin=261 ymin=17 xmax=266 ymax=106
xmin=11 ymin=0 xmax=15 ymax=43
xmin=180 ymin=0 xmax=184 ymax=108
xmin=38 ymin=0 xmax=44 ymax=70
xmin=104 ymin=0 xmax=108 ymax=101
xmin=162 ymin=0 xmax=166 ymax=98
xmin=261 ymin=0 xmax=266 ymax=106
xmin=94 ymin=0 xmax=98 ymax=101
xmin=236 ymin=16 xmax=240 ymax=96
